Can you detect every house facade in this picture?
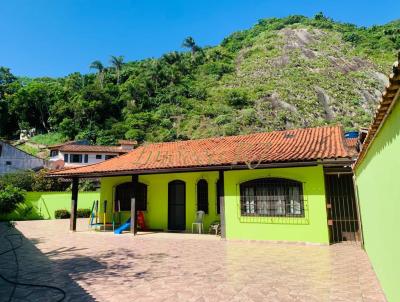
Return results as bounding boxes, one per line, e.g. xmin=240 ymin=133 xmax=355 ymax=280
xmin=0 ymin=140 xmax=46 ymax=175
xmin=354 ymin=58 xmax=400 ymax=302
xmin=51 ymin=125 xmax=358 ymax=245
xmin=49 ymin=140 xmax=137 ymax=169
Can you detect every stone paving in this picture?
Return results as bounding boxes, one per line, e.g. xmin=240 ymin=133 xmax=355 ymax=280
xmin=0 ymin=219 xmax=386 ymax=302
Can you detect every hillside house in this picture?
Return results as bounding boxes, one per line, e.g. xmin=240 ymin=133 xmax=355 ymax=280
xmin=0 ymin=140 xmax=46 ymax=175
xmin=49 ymin=140 xmax=137 ymax=169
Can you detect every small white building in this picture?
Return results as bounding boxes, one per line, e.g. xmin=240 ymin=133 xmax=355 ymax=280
xmin=48 ymin=140 xmax=137 ymax=169
xmin=0 ymin=140 xmax=46 ymax=175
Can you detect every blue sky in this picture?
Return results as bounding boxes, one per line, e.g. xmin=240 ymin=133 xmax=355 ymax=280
xmin=2 ymin=0 xmax=399 ymax=77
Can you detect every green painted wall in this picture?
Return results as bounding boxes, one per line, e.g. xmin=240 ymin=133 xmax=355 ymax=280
xmin=355 ymin=100 xmax=400 ymax=302
xmin=99 ymin=166 xmax=329 ymax=243
xmin=99 ymin=172 xmax=221 ymax=231
xmin=224 ymin=165 xmax=329 ymax=243
xmin=0 ymin=191 xmax=99 ymax=221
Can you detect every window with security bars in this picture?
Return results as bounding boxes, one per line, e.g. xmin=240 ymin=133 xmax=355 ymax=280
xmin=115 ymin=182 xmax=147 ymax=212
xmin=197 ymin=179 xmax=208 ymax=214
xmin=240 ymin=178 xmax=304 ymax=217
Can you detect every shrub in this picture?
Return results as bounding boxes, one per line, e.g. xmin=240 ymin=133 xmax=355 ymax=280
xmin=0 ymin=169 xmax=69 ymax=192
xmin=0 ymin=185 xmax=25 ymax=214
xmin=343 ymin=32 xmax=362 ymax=44
xmin=77 ymin=208 xmax=91 ymax=218
xmin=55 ymin=209 xmax=70 ymax=219
xmin=225 ymin=89 xmax=250 ymax=108
xmin=32 ymin=169 xmax=70 ymax=192
xmin=0 ymin=171 xmax=35 ymax=191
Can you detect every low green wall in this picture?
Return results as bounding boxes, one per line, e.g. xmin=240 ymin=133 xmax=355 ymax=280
xmin=0 ymin=191 xmax=99 ymax=221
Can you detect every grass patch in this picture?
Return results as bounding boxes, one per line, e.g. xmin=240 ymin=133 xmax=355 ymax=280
xmin=30 ymin=132 xmax=68 ymax=146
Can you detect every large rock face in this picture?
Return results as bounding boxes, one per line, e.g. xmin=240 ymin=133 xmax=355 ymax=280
xmin=212 ymin=26 xmax=392 ymax=133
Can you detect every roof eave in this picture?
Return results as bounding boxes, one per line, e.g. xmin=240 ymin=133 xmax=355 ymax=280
xmin=47 ymin=158 xmax=353 ymax=179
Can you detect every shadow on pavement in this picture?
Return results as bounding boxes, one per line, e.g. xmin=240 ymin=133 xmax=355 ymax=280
xmin=0 ymin=222 xmax=96 ymax=302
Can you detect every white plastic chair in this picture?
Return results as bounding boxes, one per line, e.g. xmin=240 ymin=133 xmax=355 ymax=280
xmin=192 ymin=211 xmax=205 ymax=234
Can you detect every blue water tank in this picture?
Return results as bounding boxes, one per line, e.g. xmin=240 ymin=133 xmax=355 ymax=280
xmin=344 ymin=131 xmax=359 ymax=138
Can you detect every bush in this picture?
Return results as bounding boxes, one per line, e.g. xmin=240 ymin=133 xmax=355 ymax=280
xmin=0 ymin=171 xmax=35 ymax=191
xmin=32 ymin=169 xmax=70 ymax=192
xmin=0 ymin=169 xmax=70 ymax=192
xmin=225 ymin=89 xmax=250 ymax=108
xmin=55 ymin=209 xmax=70 ymax=219
xmin=77 ymin=208 xmax=91 ymax=218
xmin=0 ymin=185 xmax=25 ymax=214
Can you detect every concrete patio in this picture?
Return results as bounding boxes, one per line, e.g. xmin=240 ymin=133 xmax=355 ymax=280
xmin=0 ymin=219 xmax=385 ymax=302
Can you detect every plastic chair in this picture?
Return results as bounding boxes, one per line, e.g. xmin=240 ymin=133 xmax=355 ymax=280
xmin=192 ymin=211 xmax=205 ymax=234
xmin=209 ymin=220 xmax=220 ymax=235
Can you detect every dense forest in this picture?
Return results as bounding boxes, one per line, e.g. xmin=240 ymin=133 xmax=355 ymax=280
xmin=0 ymin=14 xmax=399 ymax=147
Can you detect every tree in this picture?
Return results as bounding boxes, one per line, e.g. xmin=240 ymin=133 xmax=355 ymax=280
xmin=182 ymin=36 xmax=201 ymax=54
xmin=8 ymin=80 xmax=63 ymax=132
xmin=110 ymin=55 xmax=124 ymax=84
xmin=0 ymin=67 xmax=17 ymax=99
xmin=89 ymin=60 xmax=105 ymax=87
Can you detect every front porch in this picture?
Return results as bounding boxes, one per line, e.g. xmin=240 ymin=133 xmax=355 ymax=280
xmin=1 ymin=219 xmax=385 ymax=301
xmin=68 ymin=165 xmax=347 ymax=244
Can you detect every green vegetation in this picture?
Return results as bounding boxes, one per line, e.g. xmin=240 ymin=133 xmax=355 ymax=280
xmin=0 ymin=14 xmax=399 ymax=144
xmin=76 ymin=208 xmax=92 ymax=218
xmin=29 ymin=132 xmax=68 ymax=145
xmin=55 ymin=208 xmax=92 ymax=219
xmin=16 ymin=144 xmax=40 ymax=156
xmin=0 ymin=170 xmax=69 ymax=192
xmin=54 ymin=209 xmax=70 ymax=219
xmin=0 ymin=185 xmax=25 ymax=215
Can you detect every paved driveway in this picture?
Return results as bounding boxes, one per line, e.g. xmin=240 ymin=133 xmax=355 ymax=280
xmin=0 ymin=219 xmax=385 ymax=302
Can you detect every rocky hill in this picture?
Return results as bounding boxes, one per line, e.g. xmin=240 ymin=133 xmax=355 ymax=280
xmin=1 ymin=14 xmax=399 ymax=145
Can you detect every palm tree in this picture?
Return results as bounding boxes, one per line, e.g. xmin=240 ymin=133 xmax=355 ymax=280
xmin=110 ymin=55 xmax=124 ymax=84
xmin=182 ymin=36 xmax=200 ymax=54
xmin=89 ymin=60 xmax=105 ymax=88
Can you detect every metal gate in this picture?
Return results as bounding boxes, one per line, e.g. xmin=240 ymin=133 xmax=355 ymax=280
xmin=325 ymin=171 xmax=361 ymax=244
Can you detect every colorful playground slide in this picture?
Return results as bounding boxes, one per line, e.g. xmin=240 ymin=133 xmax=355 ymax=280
xmin=114 ymin=218 xmax=131 ymax=234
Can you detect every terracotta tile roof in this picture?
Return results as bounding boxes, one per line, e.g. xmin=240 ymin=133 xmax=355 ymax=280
xmin=345 ymin=137 xmax=358 ymax=148
xmin=57 ymin=145 xmax=127 ymax=153
xmin=118 ymin=140 xmax=138 ymax=145
xmin=345 ymin=137 xmax=359 ymax=157
xmin=355 ymin=55 xmax=400 ymax=168
xmin=48 ymin=141 xmax=77 ymax=149
xmin=49 ymin=125 xmax=352 ymax=177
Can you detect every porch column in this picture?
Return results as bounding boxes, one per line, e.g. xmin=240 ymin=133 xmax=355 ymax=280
xmin=70 ymin=177 xmax=79 ymax=231
xmin=130 ymin=175 xmax=138 ymax=235
xmin=219 ymin=170 xmax=226 ymax=239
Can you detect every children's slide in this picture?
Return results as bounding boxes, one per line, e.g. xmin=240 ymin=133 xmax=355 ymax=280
xmin=114 ymin=218 xmax=131 ymax=234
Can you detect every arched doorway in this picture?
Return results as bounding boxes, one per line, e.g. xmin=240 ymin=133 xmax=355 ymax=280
xmin=168 ymin=180 xmax=186 ymax=230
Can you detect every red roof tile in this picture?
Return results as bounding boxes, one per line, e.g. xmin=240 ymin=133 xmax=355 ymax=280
xmin=345 ymin=137 xmax=359 ymax=157
xmin=118 ymin=140 xmax=138 ymax=145
xmin=57 ymin=145 xmax=127 ymax=153
xmin=50 ymin=125 xmax=353 ymax=177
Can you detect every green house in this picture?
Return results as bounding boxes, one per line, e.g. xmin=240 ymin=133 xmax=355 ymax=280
xmin=51 ymin=125 xmax=359 ymax=245
xmin=354 ymin=57 xmax=400 ymax=302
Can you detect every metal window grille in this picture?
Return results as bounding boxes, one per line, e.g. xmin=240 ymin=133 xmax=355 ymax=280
xmin=240 ymin=178 xmax=304 ymax=217
xmin=197 ymin=179 xmax=209 ymax=214
xmin=115 ymin=182 xmax=148 ymax=211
